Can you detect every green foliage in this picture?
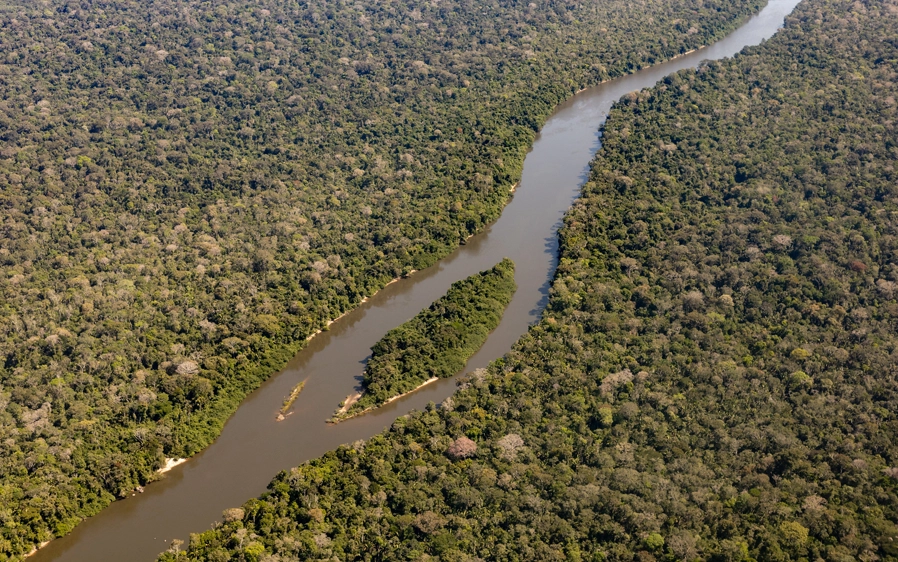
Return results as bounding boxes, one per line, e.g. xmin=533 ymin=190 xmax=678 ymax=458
xmin=787 ymin=371 xmax=811 ymax=390
xmin=778 ymin=521 xmax=808 ymax=546
xmin=336 ymin=259 xmax=516 ymax=420
xmin=0 ymin=0 xmax=765 ymax=555
xmin=598 ymin=405 xmax=614 ymax=428
xmin=242 ymin=542 xmax=266 ymax=562
xmin=645 ymin=532 xmax=665 ymax=552
xmin=165 ymin=0 xmax=898 ymax=560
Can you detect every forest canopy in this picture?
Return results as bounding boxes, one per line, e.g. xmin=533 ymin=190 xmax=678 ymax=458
xmin=161 ymin=0 xmax=898 ymax=559
xmin=333 ymin=258 xmax=516 ymax=421
xmin=0 ymin=0 xmax=766 ymax=556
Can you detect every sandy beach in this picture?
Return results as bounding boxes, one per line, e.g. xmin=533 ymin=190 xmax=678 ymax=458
xmin=25 ymin=541 xmax=50 ymax=558
xmin=331 ymin=376 xmax=440 ymax=423
xmin=157 ymin=458 xmax=187 ymax=474
xmin=384 ymin=377 xmax=439 ymax=405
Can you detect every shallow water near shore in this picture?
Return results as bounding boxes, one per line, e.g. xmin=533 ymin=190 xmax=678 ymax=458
xmin=31 ymin=1 xmax=803 ymax=559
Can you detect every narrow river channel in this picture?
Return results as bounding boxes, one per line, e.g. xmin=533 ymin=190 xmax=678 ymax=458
xmin=32 ymin=0 xmax=802 ymax=559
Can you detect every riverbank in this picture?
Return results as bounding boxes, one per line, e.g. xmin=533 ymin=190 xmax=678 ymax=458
xmin=157 ymin=458 xmax=187 ymax=474
xmin=573 ymin=46 xmax=708 ymax=94
xmin=25 ymin=542 xmax=50 ymax=559
xmin=329 ymin=376 xmax=440 ymax=423
xmin=383 ymin=377 xmax=439 ymax=405
xmin=306 ymin=270 xmax=419 ymax=342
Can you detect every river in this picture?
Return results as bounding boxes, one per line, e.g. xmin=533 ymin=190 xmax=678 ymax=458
xmin=31 ymin=0 xmax=802 ymax=559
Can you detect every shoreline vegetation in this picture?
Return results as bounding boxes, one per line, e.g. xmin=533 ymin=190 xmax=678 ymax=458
xmin=0 ymin=0 xmax=769 ymax=555
xmin=383 ymin=377 xmax=439 ymax=406
xmin=329 ymin=259 xmax=516 ymax=423
xmin=332 ymin=376 xmax=440 ymax=421
xmin=574 ymin=46 xmax=706 ymax=93
xmin=24 ymin=542 xmax=50 ymax=559
xmin=304 ymin=270 xmax=419 ymax=342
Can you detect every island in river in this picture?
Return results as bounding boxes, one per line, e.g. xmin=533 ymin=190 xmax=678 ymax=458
xmin=330 ymin=259 xmax=516 ymax=422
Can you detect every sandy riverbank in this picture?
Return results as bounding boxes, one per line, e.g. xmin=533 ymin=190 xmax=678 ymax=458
xmin=25 ymin=541 xmax=50 ymax=558
xmin=384 ymin=377 xmax=439 ymax=405
xmin=335 ymin=390 xmax=363 ymax=416
xmin=157 ymin=458 xmax=187 ymax=474
xmin=330 ymin=376 xmax=440 ymax=423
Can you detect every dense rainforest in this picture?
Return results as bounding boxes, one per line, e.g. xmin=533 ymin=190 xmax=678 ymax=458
xmin=0 ymin=0 xmax=766 ymax=555
xmin=334 ymin=258 xmax=516 ymax=421
xmin=161 ymin=0 xmax=898 ymax=559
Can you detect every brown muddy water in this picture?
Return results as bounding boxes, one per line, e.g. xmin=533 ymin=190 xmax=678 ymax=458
xmin=32 ymin=0 xmax=802 ymax=559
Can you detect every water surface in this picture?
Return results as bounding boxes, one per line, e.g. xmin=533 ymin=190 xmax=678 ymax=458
xmin=33 ymin=1 xmax=802 ymax=558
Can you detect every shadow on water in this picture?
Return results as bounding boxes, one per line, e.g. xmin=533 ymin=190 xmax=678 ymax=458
xmin=32 ymin=1 xmax=805 ymax=559
xmin=531 ymin=231 xmax=563 ymax=318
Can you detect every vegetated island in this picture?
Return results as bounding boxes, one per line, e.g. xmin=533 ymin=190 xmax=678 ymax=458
xmin=331 ymin=258 xmax=516 ymax=422
xmin=276 ymin=380 xmax=307 ymax=421
xmin=161 ymin=0 xmax=898 ymax=560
